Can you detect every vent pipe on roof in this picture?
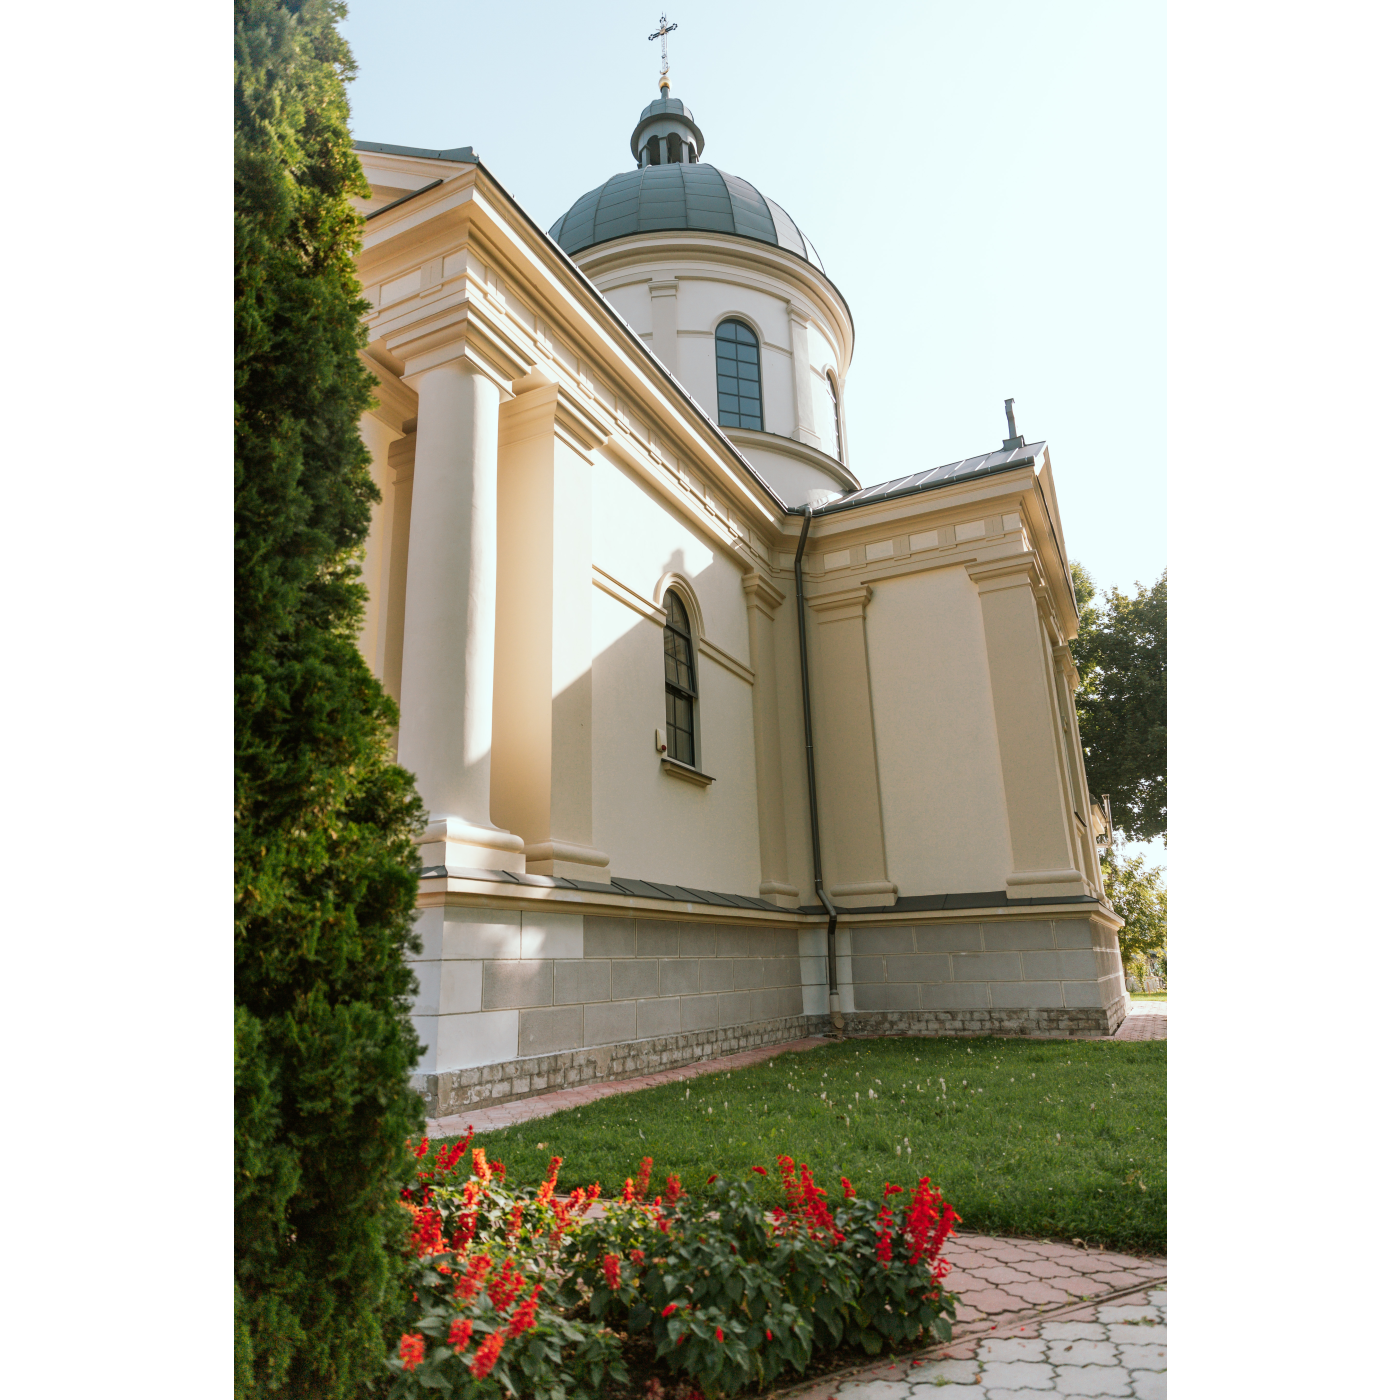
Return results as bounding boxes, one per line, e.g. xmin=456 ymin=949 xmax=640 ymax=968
xmin=1003 ymin=397 xmax=1026 ymax=451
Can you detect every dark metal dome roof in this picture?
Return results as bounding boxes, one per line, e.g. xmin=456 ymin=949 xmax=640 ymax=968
xmin=548 ymin=162 xmax=825 ymax=271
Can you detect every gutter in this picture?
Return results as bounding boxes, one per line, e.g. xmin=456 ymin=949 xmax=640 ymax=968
xmin=792 ymin=505 xmax=845 ymax=1037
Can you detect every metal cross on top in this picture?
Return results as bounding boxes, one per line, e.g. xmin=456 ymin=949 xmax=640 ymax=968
xmin=648 ymin=13 xmax=678 ymax=80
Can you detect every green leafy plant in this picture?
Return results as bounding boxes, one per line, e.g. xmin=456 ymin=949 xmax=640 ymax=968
xmin=386 ymin=1136 xmax=626 ymax=1399
xmin=561 ymin=1156 xmax=958 ymax=1395
xmin=1101 ymin=850 xmax=1167 ymax=988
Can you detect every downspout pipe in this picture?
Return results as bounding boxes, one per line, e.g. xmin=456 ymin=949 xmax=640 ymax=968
xmin=793 ymin=505 xmax=845 ymax=1037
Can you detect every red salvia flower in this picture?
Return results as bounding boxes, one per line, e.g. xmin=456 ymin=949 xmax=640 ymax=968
xmin=470 ymin=1331 xmax=505 ymax=1379
xmin=706 ymin=1174 xmax=717 ymax=1185
xmin=586 ymin=1183 xmax=602 ymax=1202
xmin=751 ymin=1165 xmax=768 ymax=1176
xmin=507 ymin=1283 xmax=544 ymax=1337
xmin=662 ymin=1303 xmax=679 ymax=1317
xmin=487 ymin=1258 xmax=526 ymax=1311
xmin=884 ymin=1183 xmax=904 ymax=1198
xmin=453 ymin=1253 xmax=492 ymax=1305
xmin=488 ymin=1161 xmax=505 ymax=1180
xmin=630 ymin=1248 xmax=646 ymax=1265
xmin=665 ymin=1173 xmax=684 ymax=1203
xmin=715 ymin=1326 xmax=724 ymax=1342
xmin=409 ymin=1204 xmax=446 ymax=1258
xmin=505 ymin=1203 xmax=525 ymax=1244
xmin=399 ymin=1334 xmax=426 ymax=1371
xmin=622 ymin=1178 xmax=636 ymax=1203
xmin=765 ymin=1329 xmax=773 ymax=1341
xmin=413 ymin=1138 xmax=430 ymax=1160
xmin=636 ymin=1157 xmax=653 ymax=1197
xmin=448 ymin=1318 xmax=474 ymax=1353
xmin=841 ymin=1176 xmax=856 ymax=1198
xmin=875 ymin=1204 xmax=896 ymax=1265
xmin=537 ymin=1155 xmax=563 ymax=1203
xmin=777 ymin=1156 xmax=802 ymax=1214
xmin=799 ymin=1163 xmax=835 ymax=1238
xmin=602 ymin=1254 xmax=622 ymax=1290
xmin=472 ymin=1148 xmax=490 ymax=1181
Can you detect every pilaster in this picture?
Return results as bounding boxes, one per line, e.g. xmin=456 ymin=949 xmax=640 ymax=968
xmin=492 ymin=382 xmax=611 ymax=883
xmin=787 ymin=309 xmax=821 ymax=449
xmin=743 ymin=573 xmax=798 ymax=908
xmin=648 ymin=278 xmax=679 ymax=373
xmin=807 ymin=584 xmax=897 ymax=909
xmin=968 ymin=555 xmax=1092 ymax=899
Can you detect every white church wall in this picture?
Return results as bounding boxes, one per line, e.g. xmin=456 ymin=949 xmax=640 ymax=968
xmin=599 ymin=279 xmax=653 ymax=342
xmin=864 ymin=567 xmax=1016 ymax=896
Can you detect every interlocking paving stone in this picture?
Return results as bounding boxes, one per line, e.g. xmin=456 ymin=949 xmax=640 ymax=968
xmin=770 ymin=1287 xmax=1168 ymax=1400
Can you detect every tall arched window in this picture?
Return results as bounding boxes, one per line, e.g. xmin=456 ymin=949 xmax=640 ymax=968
xmin=715 ymin=319 xmax=763 ymax=430
xmin=662 ymin=589 xmax=697 ymax=766
xmin=826 ymin=371 xmax=844 ymax=463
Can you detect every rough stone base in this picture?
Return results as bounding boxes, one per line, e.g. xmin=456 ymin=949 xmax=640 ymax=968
xmin=840 ymin=1006 xmax=1117 ymax=1041
xmin=412 ymin=1012 xmax=832 ymax=1118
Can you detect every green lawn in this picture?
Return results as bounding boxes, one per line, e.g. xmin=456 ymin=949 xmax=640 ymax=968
xmin=1131 ymin=992 xmax=1168 ymax=1002
xmin=444 ymin=1038 xmax=1165 ymax=1255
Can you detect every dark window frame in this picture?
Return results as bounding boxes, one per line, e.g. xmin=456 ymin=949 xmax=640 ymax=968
xmin=826 ymin=370 xmax=844 ymax=463
xmin=714 ymin=318 xmax=764 ymax=431
xmin=662 ymin=588 xmax=698 ymax=767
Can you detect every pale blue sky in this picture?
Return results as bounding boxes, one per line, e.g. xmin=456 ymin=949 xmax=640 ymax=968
xmin=340 ymin=0 xmax=1167 ymax=871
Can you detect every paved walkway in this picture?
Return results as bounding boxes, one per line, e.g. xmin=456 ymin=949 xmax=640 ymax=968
xmin=778 ymin=1284 xmax=1168 ymax=1400
xmin=1114 ymin=1000 xmax=1167 ymax=1042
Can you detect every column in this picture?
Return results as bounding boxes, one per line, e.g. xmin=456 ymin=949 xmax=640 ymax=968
xmin=742 ymin=573 xmax=798 ymax=908
xmin=648 ymin=279 xmax=679 ymax=373
xmin=787 ymin=309 xmax=821 ymax=448
xmin=968 ymin=557 xmax=1091 ymax=898
xmin=491 ymin=383 xmax=610 ymax=883
xmin=356 ymin=410 xmax=403 ymax=679
xmin=808 ymin=584 xmax=897 ymax=908
xmin=398 ymin=357 xmax=525 ymax=873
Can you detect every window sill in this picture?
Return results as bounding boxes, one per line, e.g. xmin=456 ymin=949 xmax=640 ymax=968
xmin=661 ymin=757 xmax=715 ymax=787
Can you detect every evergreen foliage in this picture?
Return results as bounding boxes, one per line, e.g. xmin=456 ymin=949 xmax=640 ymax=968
xmin=235 ymin=1 xmax=426 ymax=1393
xmin=1069 ymin=563 xmax=1167 ymax=843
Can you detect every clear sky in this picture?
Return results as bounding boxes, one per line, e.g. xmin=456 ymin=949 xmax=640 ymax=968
xmin=340 ymin=0 xmax=1167 ymax=871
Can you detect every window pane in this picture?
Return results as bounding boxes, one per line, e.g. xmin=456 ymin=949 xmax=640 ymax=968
xmin=714 ymin=320 xmax=763 ymax=432
xmin=667 ymin=691 xmax=694 ymax=765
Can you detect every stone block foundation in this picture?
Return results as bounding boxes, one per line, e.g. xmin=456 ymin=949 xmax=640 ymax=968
xmin=412 ymin=1010 xmax=828 ymax=1119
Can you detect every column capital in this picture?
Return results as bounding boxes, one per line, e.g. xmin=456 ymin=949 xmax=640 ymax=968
xmin=1052 ymin=642 xmax=1083 ymax=691
xmin=388 ymin=295 xmax=533 ymax=393
xmin=965 ymin=551 xmax=1043 ymax=594
xmin=500 ymin=378 xmax=613 ymax=456
xmin=741 ymin=571 xmax=786 ymax=617
xmin=807 ymin=584 xmax=871 ymax=623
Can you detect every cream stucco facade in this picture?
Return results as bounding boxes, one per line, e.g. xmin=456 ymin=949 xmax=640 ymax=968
xmin=349 ymin=91 xmax=1126 ymax=1116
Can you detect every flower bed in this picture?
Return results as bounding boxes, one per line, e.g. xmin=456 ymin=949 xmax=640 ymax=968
xmin=387 ymin=1137 xmax=959 ymax=1398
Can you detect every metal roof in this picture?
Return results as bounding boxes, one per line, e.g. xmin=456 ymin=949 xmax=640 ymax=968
xmin=811 ymin=441 xmax=1047 ymax=517
xmin=549 ymin=163 xmax=825 ymax=271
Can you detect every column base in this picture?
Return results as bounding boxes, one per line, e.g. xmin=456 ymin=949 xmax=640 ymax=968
xmin=418 ymin=816 xmax=526 ymax=874
xmin=759 ymin=880 xmax=801 ymax=910
xmin=1005 ymin=869 xmax=1094 ymax=899
xmin=523 ymin=839 xmax=610 ymax=884
xmin=829 ymin=880 xmax=899 ymax=909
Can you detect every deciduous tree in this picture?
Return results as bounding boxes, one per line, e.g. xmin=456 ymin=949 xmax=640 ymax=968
xmin=1069 ymin=563 xmax=1167 ymax=843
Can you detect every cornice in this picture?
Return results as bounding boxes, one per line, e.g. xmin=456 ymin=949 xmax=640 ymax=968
xmin=574 ymin=230 xmax=854 ymax=370
xmin=724 ymin=427 xmax=861 ymax=493
xmin=741 ymin=572 xmax=786 ymax=616
xmin=806 ymin=584 xmax=872 ymax=623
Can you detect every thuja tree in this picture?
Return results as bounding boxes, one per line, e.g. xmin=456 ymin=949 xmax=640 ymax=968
xmin=235 ymin=1 xmax=426 ymax=1394
xmin=1069 ymin=563 xmax=1168 ymax=844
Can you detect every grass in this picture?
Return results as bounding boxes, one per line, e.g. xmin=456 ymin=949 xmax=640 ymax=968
xmin=1131 ymin=992 xmax=1168 ymax=1002
xmin=442 ymin=1037 xmax=1165 ymax=1255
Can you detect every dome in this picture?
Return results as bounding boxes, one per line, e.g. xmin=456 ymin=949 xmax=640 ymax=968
xmin=549 ymin=164 xmax=825 ymax=270
xmin=548 ymin=91 xmax=825 ymax=271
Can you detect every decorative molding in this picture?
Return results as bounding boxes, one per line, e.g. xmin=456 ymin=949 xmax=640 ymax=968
xmin=522 ymin=839 xmax=610 ymax=869
xmin=591 ymin=566 xmax=666 ymax=626
xmin=722 ymin=427 xmax=860 ymax=493
xmin=696 ymin=636 xmax=755 ymax=686
xmin=806 ymin=584 xmax=872 ymax=624
xmin=741 ymin=572 xmax=786 ymax=618
xmin=661 ymin=757 xmax=715 ymax=786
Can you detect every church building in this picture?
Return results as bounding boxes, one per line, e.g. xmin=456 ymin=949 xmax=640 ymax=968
xmin=349 ymin=70 xmax=1128 ymax=1118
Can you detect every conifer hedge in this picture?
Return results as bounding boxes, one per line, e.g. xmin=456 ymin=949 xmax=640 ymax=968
xmin=235 ymin=2 xmax=427 ymax=1393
